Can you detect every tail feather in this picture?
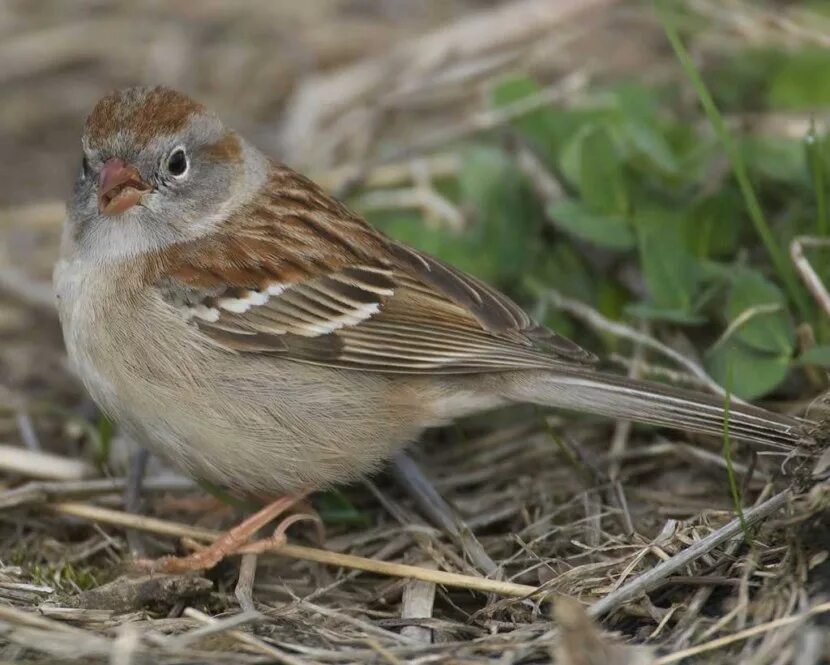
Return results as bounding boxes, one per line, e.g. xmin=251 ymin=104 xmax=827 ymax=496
xmin=504 ymin=370 xmax=809 ymax=449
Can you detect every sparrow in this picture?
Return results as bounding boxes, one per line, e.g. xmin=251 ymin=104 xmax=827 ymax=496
xmin=54 ymin=86 xmax=809 ymax=571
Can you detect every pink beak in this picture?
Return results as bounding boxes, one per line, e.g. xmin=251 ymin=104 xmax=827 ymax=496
xmin=98 ymin=158 xmax=151 ymax=216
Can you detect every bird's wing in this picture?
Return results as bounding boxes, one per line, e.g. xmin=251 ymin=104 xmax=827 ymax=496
xmin=153 ymin=163 xmax=596 ymax=374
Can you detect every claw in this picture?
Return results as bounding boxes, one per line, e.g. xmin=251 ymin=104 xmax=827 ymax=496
xmin=131 ymin=493 xmax=316 ymax=574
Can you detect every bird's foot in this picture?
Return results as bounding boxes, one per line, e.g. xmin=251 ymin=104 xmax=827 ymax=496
xmin=134 ymin=493 xmax=319 ymax=573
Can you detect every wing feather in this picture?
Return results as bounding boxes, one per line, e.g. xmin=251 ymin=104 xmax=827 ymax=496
xmin=153 ymin=161 xmax=598 ymax=373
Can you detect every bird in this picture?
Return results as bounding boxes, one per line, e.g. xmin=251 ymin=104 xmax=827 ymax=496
xmin=54 ymin=86 xmax=810 ymax=572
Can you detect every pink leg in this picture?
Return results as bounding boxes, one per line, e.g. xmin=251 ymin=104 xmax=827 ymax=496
xmin=238 ymin=512 xmax=321 ymax=555
xmin=134 ymin=494 xmax=308 ymax=573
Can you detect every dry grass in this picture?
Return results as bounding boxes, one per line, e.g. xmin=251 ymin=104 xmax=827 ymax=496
xmin=1 ymin=1 xmax=829 ymax=663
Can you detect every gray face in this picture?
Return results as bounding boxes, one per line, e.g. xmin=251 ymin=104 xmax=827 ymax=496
xmin=69 ymin=112 xmax=241 ymax=262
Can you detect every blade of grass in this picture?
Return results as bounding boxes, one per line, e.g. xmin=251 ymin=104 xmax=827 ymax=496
xmin=657 ymin=1 xmax=812 ymax=321
xmin=804 ymin=123 xmax=830 ymax=341
xmin=805 ymin=120 xmax=828 ymax=237
xmin=722 ymin=364 xmax=748 ymax=540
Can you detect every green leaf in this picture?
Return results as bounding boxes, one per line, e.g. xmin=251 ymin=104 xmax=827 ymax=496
xmin=598 ymin=84 xmax=681 ymax=175
xmin=622 ymin=119 xmax=680 ymax=175
xmin=794 ymin=345 xmax=830 ymax=367
xmin=742 ymin=136 xmax=808 ymax=185
xmin=197 ymin=479 xmax=254 ymax=510
xmin=459 ymin=147 xmax=541 ymax=284
xmin=490 ymin=75 xmax=596 ymax=160
xmin=768 ymin=47 xmax=830 ymax=110
xmin=706 ymin=338 xmax=790 ymax=400
xmin=547 ymin=199 xmax=635 ymax=250
xmin=726 ymin=271 xmax=794 ymax=355
xmin=578 ymin=125 xmax=628 ymax=214
xmin=559 ymin=123 xmax=590 ymax=186
xmin=624 ymin=302 xmax=705 ymax=325
xmin=94 ymin=415 xmax=113 ymax=467
xmin=613 ymin=83 xmax=680 ymax=175
xmin=491 ymin=76 xmax=559 ymax=159
xmin=634 ymin=206 xmax=702 ymax=312
xmin=373 ymin=212 xmax=483 ymax=272
xmin=536 ymin=243 xmax=596 ymax=303
xmin=314 ymin=490 xmax=370 ymax=527
xmin=375 ymin=147 xmax=541 ymax=288
xmin=611 ymin=82 xmax=660 ymax=120
xmin=684 ymin=192 xmax=743 ymax=258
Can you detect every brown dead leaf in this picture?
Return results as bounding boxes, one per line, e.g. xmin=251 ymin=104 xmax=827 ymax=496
xmin=553 ymin=595 xmax=655 ymax=665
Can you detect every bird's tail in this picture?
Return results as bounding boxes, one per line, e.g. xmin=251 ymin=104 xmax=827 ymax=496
xmin=502 ymin=370 xmax=809 ymax=449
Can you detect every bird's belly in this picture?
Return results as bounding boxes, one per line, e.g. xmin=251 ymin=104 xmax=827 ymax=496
xmin=55 ymin=260 xmax=451 ymax=494
xmin=114 ymin=359 xmax=440 ymax=495
xmin=64 ymin=310 xmax=436 ymax=494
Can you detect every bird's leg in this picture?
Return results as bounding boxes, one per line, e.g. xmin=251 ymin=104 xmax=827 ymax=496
xmin=237 ymin=511 xmax=322 ymax=555
xmin=125 ymin=447 xmax=150 ymax=556
xmin=391 ymin=453 xmax=498 ymax=576
xmin=135 ymin=493 xmax=312 ymax=574
xmin=282 ymin=497 xmax=326 ymax=546
xmin=233 ymin=499 xmax=323 ymax=611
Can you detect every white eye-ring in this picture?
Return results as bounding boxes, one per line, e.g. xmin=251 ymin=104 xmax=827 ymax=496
xmin=165 ymin=146 xmax=189 ymax=178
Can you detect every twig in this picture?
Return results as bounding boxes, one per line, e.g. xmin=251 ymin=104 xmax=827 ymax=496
xmin=671 ymin=487 xmax=772 ymax=645
xmin=688 ymin=0 xmax=830 ymax=49
xmin=296 ymin=532 xmax=413 ymax=606
xmin=400 ymin=562 xmax=438 ymax=644
xmin=0 ymin=604 xmax=87 ymax=634
xmin=47 ymin=502 xmax=541 ymax=599
xmin=794 ymin=627 xmax=824 ymax=665
xmin=410 ymin=158 xmax=465 ymax=231
xmin=166 ymin=609 xmax=261 ymax=649
xmin=709 ymin=303 xmax=784 ymax=352
xmin=355 ymin=187 xmax=464 ymax=230
xmin=790 ymin=236 xmax=830 ymax=319
xmin=15 ymin=411 xmax=41 ymax=451
xmin=280 ymin=0 xmax=605 ymax=161
xmin=235 ymin=553 xmax=258 ymax=613
xmin=315 ymin=153 xmax=460 ymax=194
xmin=0 ymin=475 xmax=192 ymax=510
xmin=181 ymin=607 xmax=310 ymax=665
xmin=654 ymin=601 xmax=830 ymax=664
xmin=0 ymin=444 xmax=95 ymax=481
xmin=289 ymin=596 xmax=416 ymax=646
xmin=511 ymin=137 xmax=565 ymax=205
xmin=587 ymin=489 xmax=790 ymax=617
xmin=384 ymin=69 xmax=589 ymax=162
xmin=675 ymin=442 xmax=768 ymax=481
xmin=545 ymin=288 xmax=736 ymax=400
xmin=110 ymin=623 xmax=140 ymax=665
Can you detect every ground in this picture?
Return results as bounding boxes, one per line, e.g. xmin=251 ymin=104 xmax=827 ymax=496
xmin=0 ymin=1 xmax=829 ymax=663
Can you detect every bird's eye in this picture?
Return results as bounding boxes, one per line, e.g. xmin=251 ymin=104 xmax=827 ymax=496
xmin=166 ymin=147 xmax=189 ymax=178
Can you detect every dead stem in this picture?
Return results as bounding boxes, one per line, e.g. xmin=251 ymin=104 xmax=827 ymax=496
xmin=48 ymin=501 xmax=541 ymax=599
